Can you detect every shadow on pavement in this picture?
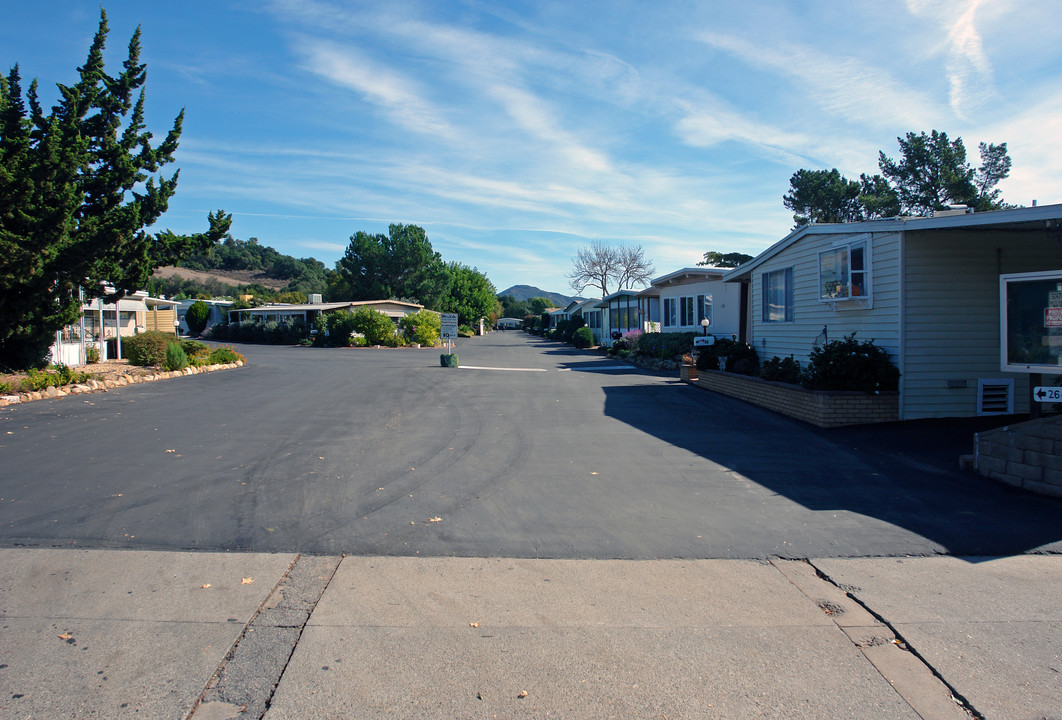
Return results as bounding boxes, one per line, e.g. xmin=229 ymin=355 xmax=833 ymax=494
xmin=603 ymin=383 xmax=1062 ymax=559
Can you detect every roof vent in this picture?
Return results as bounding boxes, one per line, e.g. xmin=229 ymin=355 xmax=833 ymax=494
xmin=934 ymin=205 xmax=973 ymax=218
xmin=308 ymin=293 xmax=323 ymax=304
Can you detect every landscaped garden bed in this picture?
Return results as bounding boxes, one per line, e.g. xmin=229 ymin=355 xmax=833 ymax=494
xmin=691 ymin=369 xmax=898 ymax=428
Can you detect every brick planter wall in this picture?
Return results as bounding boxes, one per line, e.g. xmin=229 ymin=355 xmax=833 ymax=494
xmin=974 ymin=415 xmax=1062 ymax=498
xmin=691 ymin=370 xmax=899 ymax=428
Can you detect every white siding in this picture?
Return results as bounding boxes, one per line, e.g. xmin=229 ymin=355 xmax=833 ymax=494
xmin=657 ymin=278 xmax=743 ymax=338
xmin=901 ymin=229 xmax=1061 ymax=419
xmin=748 ymin=231 xmax=902 ymax=367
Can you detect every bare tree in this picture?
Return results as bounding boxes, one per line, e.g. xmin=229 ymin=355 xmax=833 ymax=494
xmin=568 ymin=241 xmax=619 ymax=297
xmin=568 ymin=241 xmax=654 ymax=297
xmin=615 ymin=245 xmax=655 ymax=291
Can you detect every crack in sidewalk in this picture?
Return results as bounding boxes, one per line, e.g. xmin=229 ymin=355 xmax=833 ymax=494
xmin=186 ymin=553 xmax=343 ymax=720
xmin=804 ymin=559 xmax=987 ymax=720
xmin=772 ymin=558 xmax=981 ymax=720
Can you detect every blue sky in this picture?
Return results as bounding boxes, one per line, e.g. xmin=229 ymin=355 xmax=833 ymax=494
xmin=4 ymin=1 xmax=1062 ymax=296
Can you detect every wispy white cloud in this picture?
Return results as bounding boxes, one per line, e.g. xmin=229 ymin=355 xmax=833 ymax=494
xmin=695 ymin=30 xmax=942 ymax=130
xmin=292 ymin=38 xmax=458 ymax=139
xmin=906 ymin=0 xmax=996 ymax=119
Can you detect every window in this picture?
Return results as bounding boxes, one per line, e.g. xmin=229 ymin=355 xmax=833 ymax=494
xmin=819 ymin=241 xmax=868 ymax=300
xmin=679 ymin=296 xmax=695 ymax=326
xmin=762 ymin=268 xmax=794 ymax=323
xmin=697 ymin=294 xmax=713 ymax=328
xmin=663 ymin=298 xmax=677 ymax=328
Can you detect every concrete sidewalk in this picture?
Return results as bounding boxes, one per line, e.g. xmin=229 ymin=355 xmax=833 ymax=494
xmin=0 ymin=550 xmax=1059 ymax=719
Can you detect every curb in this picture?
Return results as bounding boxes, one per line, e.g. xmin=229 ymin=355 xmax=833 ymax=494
xmin=0 ymin=360 xmax=245 ymax=407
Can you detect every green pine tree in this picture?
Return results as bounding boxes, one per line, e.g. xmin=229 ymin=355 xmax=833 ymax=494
xmin=0 ymin=10 xmax=230 ymax=369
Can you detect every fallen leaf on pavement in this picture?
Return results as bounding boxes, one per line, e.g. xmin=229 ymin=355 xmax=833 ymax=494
xmin=200 ymin=584 xmax=212 ymax=589
xmin=518 ymin=691 xmax=528 ymax=698
xmin=470 ymin=622 xmax=479 ymax=628
xmin=428 ymin=517 xmax=442 ymax=523
xmin=241 ymin=577 xmax=254 ymax=585
xmin=57 ymin=633 xmax=72 ymax=640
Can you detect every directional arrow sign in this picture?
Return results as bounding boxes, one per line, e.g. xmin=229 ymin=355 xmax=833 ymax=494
xmin=1033 ymin=386 xmax=1062 ymax=402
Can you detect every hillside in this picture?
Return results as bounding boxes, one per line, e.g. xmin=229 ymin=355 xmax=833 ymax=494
xmin=499 ymin=285 xmax=580 ymax=307
xmin=153 ymin=266 xmax=288 ymax=291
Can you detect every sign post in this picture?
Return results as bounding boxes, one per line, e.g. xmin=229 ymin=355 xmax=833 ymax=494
xmin=440 ymin=313 xmax=459 ymax=367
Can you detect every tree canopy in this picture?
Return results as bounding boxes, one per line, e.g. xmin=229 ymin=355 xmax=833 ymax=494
xmin=782 ymin=129 xmax=1011 ymax=228
xmin=878 ymin=130 xmax=1011 ymax=215
xmin=328 ymin=223 xmax=449 ymax=307
xmin=698 ymin=251 xmax=754 ymax=268
xmin=438 ymin=262 xmax=498 ymax=326
xmin=0 ymin=10 xmax=229 ymax=369
xmin=568 ymin=241 xmax=654 ymax=297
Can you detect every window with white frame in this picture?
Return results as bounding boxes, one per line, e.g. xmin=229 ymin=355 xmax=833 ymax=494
xmin=697 ymin=294 xmax=713 ymax=327
xmin=663 ymin=297 xmax=677 ymax=328
xmin=679 ymin=296 xmax=695 ymax=326
xmin=819 ymin=241 xmax=868 ymax=300
xmin=762 ymin=268 xmax=794 ymax=323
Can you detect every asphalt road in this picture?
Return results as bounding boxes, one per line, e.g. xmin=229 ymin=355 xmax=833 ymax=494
xmin=1 ymin=332 xmax=1060 ymax=558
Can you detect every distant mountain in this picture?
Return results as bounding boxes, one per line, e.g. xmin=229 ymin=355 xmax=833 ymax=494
xmin=499 ymin=285 xmax=581 ymax=307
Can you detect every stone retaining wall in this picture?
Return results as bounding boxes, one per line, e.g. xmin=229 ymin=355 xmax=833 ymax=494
xmin=691 ymin=370 xmax=899 ymax=428
xmin=974 ymin=415 xmax=1062 ymax=497
xmin=0 ymin=361 xmax=244 ymax=407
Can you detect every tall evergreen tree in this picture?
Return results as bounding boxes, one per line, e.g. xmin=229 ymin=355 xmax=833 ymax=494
xmin=438 ymin=263 xmax=498 ymax=326
xmin=0 ymin=10 xmax=229 ymax=369
xmin=878 ymin=130 xmax=1011 ymax=215
xmin=329 ymin=223 xmax=449 ymax=307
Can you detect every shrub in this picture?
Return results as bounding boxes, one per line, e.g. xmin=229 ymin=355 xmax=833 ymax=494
xmin=165 ymin=343 xmax=189 ymax=371
xmin=85 ymin=345 xmax=100 ymax=363
xmin=572 ymin=326 xmax=594 ymax=349
xmin=208 ymin=346 xmax=245 ymax=364
xmin=634 ymin=332 xmax=698 ymax=359
xmin=695 ymin=337 xmax=759 ymax=375
xmin=400 ymin=310 xmax=441 ymax=346
xmin=185 ymin=300 xmax=210 ymax=335
xmin=562 ymin=315 xmax=586 ymax=343
xmin=352 ymin=307 xmax=398 ymax=346
xmin=609 ymin=336 xmax=636 ymax=355
xmin=327 ymin=312 xmax=359 ymax=347
xmin=801 ymin=333 xmax=899 ymax=393
xmin=761 ymin=355 xmax=802 ymax=384
xmin=458 ymin=325 xmax=475 ymax=338
xmin=180 ymin=339 xmax=209 ymax=356
xmin=124 ymin=331 xmax=175 ymax=366
xmin=17 ymin=365 xmax=92 ymax=392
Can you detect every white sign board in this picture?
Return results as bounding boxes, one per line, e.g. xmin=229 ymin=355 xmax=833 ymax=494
xmin=440 ymin=313 xmax=459 ymax=340
xmin=1033 ymin=386 xmax=1062 ymax=402
xmin=693 ymin=336 xmax=715 ymax=347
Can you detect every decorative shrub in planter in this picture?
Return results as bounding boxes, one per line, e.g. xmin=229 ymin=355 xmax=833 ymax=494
xmin=801 ymin=333 xmax=899 ymax=393
xmin=695 ymin=337 xmax=759 ymax=375
xmin=761 ymin=355 xmax=802 ymax=384
xmin=440 ymin=353 xmax=459 ymax=367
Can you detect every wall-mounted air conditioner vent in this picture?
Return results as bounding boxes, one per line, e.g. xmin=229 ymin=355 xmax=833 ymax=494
xmin=977 ymin=379 xmax=1014 ymax=416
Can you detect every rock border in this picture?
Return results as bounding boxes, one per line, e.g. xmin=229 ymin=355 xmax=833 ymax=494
xmin=0 ymin=360 xmax=245 ymax=407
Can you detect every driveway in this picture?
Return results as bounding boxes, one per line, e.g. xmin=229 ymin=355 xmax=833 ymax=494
xmin=1 ymin=332 xmax=1059 ymax=558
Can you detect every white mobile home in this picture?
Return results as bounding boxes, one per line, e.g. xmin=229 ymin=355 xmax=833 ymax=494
xmin=724 ymin=204 xmax=1062 ymax=420
xmin=644 ymin=267 xmax=744 ymax=340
